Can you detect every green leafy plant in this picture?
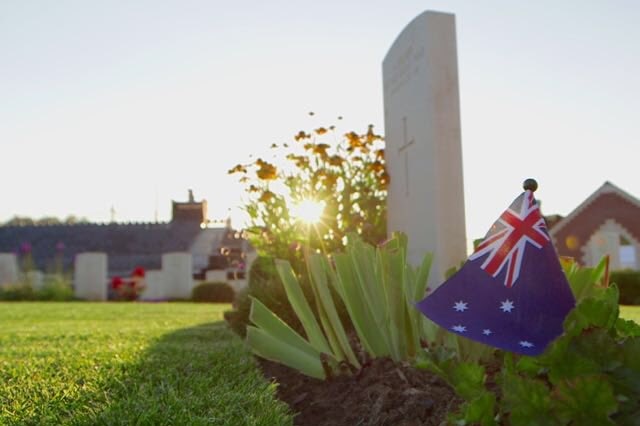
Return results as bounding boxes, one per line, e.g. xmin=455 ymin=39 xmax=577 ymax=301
xmin=0 ymin=283 xmax=36 ymax=301
xmin=419 ymin=257 xmax=640 ymax=425
xmin=246 ymin=232 xmax=431 ymax=379
xmin=38 ymin=274 xmax=74 ymax=301
xmin=192 ymin=281 xmax=235 ymax=303
xmin=224 ymin=256 xmax=309 ymax=338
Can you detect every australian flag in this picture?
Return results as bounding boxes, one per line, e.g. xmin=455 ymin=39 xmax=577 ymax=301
xmin=416 ymin=186 xmax=575 ymax=355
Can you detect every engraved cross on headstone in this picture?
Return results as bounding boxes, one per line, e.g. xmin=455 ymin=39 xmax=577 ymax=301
xmin=398 ymin=116 xmax=415 ymax=196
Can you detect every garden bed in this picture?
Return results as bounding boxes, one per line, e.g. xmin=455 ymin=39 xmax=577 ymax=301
xmin=259 ymin=356 xmax=462 ymax=425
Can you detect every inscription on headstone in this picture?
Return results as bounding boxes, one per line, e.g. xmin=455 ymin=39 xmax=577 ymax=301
xmin=383 ymin=11 xmax=467 ymax=289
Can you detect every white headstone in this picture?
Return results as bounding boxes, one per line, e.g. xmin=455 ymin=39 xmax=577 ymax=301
xmin=0 ymin=253 xmax=19 ymax=285
xmin=25 ymin=271 xmax=44 ymax=290
xmin=383 ymin=11 xmax=467 ymax=289
xmin=74 ymin=252 xmax=108 ymax=300
xmin=205 ymin=270 xmax=227 ymax=283
xmin=162 ymin=252 xmax=193 ymax=299
xmin=140 ymin=270 xmax=166 ymax=300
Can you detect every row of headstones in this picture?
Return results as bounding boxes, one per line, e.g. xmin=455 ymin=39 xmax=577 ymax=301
xmin=0 ymin=252 xmax=197 ymax=301
xmin=75 ymin=252 xmax=196 ymax=301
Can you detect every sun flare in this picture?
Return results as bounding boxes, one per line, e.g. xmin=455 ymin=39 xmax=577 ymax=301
xmin=292 ymin=199 xmax=325 ymax=224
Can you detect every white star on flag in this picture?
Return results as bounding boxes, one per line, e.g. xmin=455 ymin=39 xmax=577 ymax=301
xmin=482 ymin=329 xmax=492 ymax=336
xmin=453 ymin=301 xmax=468 ymax=312
xmin=500 ymin=299 xmax=515 ymax=313
xmin=519 ymin=341 xmax=534 ymax=348
xmin=452 ymin=325 xmax=467 ymax=333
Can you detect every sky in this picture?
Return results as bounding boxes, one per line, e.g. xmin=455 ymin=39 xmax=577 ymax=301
xmin=1 ymin=0 xmax=639 ymax=243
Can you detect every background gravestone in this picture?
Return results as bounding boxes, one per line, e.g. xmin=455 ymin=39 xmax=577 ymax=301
xmin=205 ymin=270 xmax=227 ymax=283
xmin=162 ymin=252 xmax=193 ymax=299
xmin=382 ymin=11 xmax=467 ymax=289
xmin=25 ymin=271 xmax=44 ymax=291
xmin=140 ymin=269 xmax=166 ymax=300
xmin=0 ymin=253 xmax=19 ymax=285
xmin=74 ymin=252 xmax=107 ymax=300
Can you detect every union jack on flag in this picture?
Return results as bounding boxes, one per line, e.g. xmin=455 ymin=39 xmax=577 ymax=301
xmin=416 ymin=181 xmax=575 ymax=355
xmin=469 ymin=190 xmax=550 ymax=288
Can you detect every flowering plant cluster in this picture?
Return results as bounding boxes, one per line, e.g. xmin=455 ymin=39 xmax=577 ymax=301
xmin=111 ymin=267 xmax=146 ymax=301
xmin=229 ymin=117 xmax=387 ymax=265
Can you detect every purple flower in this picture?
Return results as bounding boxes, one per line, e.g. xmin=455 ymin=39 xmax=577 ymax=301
xmin=19 ymin=242 xmax=32 ymax=255
xmin=55 ymin=242 xmax=65 ymax=252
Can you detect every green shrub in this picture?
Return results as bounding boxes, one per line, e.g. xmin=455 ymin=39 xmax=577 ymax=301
xmin=38 ymin=275 xmax=74 ymax=301
xmin=0 ymin=283 xmax=36 ymax=301
xmin=192 ymin=281 xmax=235 ymax=303
xmin=611 ymin=270 xmax=640 ymax=305
xmin=225 ymin=256 xmax=308 ymax=338
xmin=0 ymin=274 xmax=75 ymax=301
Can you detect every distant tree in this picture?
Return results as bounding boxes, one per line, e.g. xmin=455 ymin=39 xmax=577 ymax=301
xmin=63 ymin=215 xmax=87 ymax=225
xmin=4 ymin=216 xmax=35 ymax=227
xmin=2 ymin=215 xmax=89 ymax=227
xmin=36 ymin=217 xmax=62 ymax=226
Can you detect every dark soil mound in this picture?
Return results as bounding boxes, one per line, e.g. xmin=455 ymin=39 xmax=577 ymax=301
xmin=259 ymin=357 xmax=463 ymax=426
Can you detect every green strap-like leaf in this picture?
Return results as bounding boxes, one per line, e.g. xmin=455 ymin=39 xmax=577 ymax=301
xmin=249 ymin=296 xmax=319 ymax=359
xmin=275 ymin=259 xmax=332 ymax=354
xmin=308 ymin=254 xmax=361 ymax=368
xmin=247 ymin=326 xmax=326 ymax=379
xmin=333 ymin=253 xmax=388 ymax=356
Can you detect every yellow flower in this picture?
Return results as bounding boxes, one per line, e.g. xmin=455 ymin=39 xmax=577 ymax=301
xmin=368 ymin=160 xmax=385 ymax=173
xmin=287 ymin=154 xmax=308 ymax=168
xmin=259 ymin=190 xmax=275 ymax=202
xmin=345 ymin=132 xmax=363 ymax=149
xmin=294 ymin=131 xmax=310 ymax=141
xmin=328 ymin=155 xmax=343 ymax=166
xmin=365 ymin=124 xmax=381 ymax=144
xmin=227 ymin=164 xmax=247 ymax=174
xmin=315 ymin=127 xmax=327 ymax=135
xmin=380 ymin=171 xmax=390 ymax=187
xmin=313 ymin=143 xmax=330 ymax=156
xmin=255 ymin=159 xmax=278 ymax=180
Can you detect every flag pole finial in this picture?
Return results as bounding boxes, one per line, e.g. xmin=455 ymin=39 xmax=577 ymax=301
xmin=523 ymin=178 xmax=538 ymax=192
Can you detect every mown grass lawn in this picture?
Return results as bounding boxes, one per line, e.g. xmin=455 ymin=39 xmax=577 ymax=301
xmin=0 ymin=302 xmax=292 ymax=426
xmin=620 ymin=305 xmax=640 ymax=323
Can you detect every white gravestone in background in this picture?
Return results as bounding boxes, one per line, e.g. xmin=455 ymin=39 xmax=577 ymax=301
xmin=26 ymin=271 xmax=44 ymax=290
xmin=162 ymin=252 xmax=193 ymax=299
xmin=0 ymin=253 xmax=19 ymax=285
xmin=140 ymin=270 xmax=166 ymax=300
xmin=205 ymin=270 xmax=227 ymax=283
xmin=383 ymin=11 xmax=467 ymax=290
xmin=74 ymin=252 xmax=107 ymax=300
